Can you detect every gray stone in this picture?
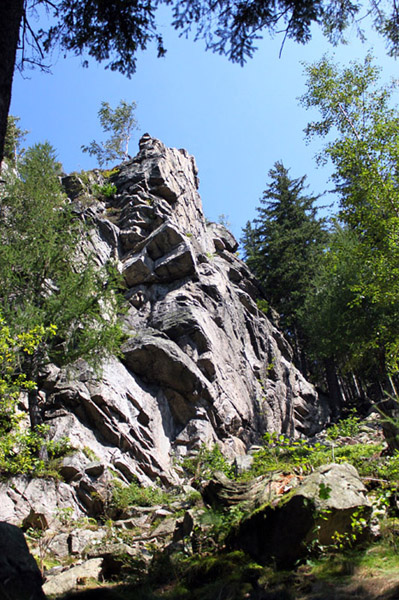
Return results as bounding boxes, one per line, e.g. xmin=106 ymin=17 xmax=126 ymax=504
xmin=85 ymin=462 xmax=105 ymax=478
xmin=69 ymin=529 xmax=107 ymax=556
xmin=48 ymin=532 xmax=71 ymax=558
xmin=0 ymin=476 xmax=83 ymax=526
xmin=60 ymin=452 xmax=87 ymax=482
xmin=2 ymin=135 xmax=331 ymax=526
xmin=207 ymin=222 xmax=238 ymax=253
xmin=61 ymin=174 xmax=86 ymax=199
xmin=202 ymin=471 xmax=300 ymax=511
xmin=42 ymin=558 xmax=103 ymax=596
xmin=0 ymin=521 xmax=46 ymax=600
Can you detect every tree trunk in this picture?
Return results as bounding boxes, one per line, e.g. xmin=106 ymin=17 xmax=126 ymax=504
xmin=324 ymin=357 xmax=343 ymax=419
xmin=378 ymin=395 xmax=399 ymax=453
xmin=28 ymin=388 xmax=49 ymax=461
xmin=0 ymin=0 xmax=24 ymax=167
xmin=27 ymin=349 xmax=49 ymax=462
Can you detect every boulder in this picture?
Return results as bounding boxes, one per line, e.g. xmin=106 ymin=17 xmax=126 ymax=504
xmin=201 ymin=471 xmax=301 ymax=511
xmin=42 ymin=558 xmax=103 ymax=596
xmin=231 ymin=463 xmax=371 ymax=567
xmin=0 ymin=521 xmax=46 ymax=600
xmin=0 ymin=476 xmax=83 ymax=526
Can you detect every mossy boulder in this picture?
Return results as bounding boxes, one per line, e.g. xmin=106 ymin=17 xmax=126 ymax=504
xmin=230 ymin=463 xmax=371 ymax=567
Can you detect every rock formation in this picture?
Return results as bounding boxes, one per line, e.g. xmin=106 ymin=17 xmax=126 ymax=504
xmin=0 ymin=135 xmax=329 ymax=524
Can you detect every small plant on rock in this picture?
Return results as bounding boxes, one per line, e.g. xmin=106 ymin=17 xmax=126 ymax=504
xmin=111 ymin=478 xmax=171 ymax=510
xmin=181 ymin=444 xmax=236 ymax=481
xmin=92 ymin=182 xmax=117 ymax=198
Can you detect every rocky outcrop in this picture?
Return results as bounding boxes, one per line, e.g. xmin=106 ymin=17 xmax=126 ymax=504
xmin=1 ymin=135 xmax=329 ymax=524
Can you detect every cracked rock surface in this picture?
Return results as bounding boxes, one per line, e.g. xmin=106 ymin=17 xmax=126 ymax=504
xmin=1 ymin=135 xmax=329 ymax=524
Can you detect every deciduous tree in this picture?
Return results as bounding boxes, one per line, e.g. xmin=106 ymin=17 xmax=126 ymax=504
xmin=81 ymin=100 xmax=138 ymax=167
xmin=300 ymin=53 xmax=399 ymax=376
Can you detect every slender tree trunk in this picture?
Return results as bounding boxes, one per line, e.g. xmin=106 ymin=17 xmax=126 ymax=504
xmin=324 ymin=357 xmax=343 ymax=419
xmin=379 ymin=395 xmax=399 ymax=453
xmin=28 ymin=388 xmax=49 ymax=461
xmin=0 ymin=0 xmax=24 ymax=167
xmin=27 ymin=350 xmax=49 ymax=461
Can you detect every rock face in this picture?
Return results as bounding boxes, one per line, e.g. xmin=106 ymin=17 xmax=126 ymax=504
xmin=1 ymin=135 xmax=329 ymax=524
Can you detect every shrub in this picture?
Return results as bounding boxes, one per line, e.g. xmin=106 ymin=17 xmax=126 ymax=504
xmin=249 ymin=431 xmax=383 ymax=479
xmin=180 ymin=445 xmax=236 ymax=481
xmin=112 ymin=479 xmax=171 ymax=510
xmin=92 ymin=182 xmax=117 ymax=198
xmin=326 ymin=411 xmax=361 ymax=440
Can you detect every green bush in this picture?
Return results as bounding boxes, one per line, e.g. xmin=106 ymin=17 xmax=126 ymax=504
xmin=112 ymin=479 xmax=171 ymax=510
xmin=181 ymin=445 xmax=236 ymax=481
xmin=249 ymin=432 xmax=383 ymax=479
xmin=92 ymin=182 xmax=117 ymax=198
xmin=256 ymin=299 xmax=269 ymax=314
xmin=326 ymin=411 xmax=361 ymax=440
xmin=376 ymin=451 xmax=399 ymax=481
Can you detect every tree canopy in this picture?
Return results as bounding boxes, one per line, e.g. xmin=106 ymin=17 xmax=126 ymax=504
xmin=300 ymin=53 xmax=399 ymax=376
xmin=81 ymin=100 xmax=139 ymax=167
xmin=0 ymin=141 xmax=123 ymax=369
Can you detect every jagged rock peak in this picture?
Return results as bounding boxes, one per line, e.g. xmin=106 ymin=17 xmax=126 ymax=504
xmin=0 ymin=135 xmax=329 ymax=525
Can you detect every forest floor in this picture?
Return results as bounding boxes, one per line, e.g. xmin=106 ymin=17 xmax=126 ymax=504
xmin=60 ymin=543 xmax=399 ymax=600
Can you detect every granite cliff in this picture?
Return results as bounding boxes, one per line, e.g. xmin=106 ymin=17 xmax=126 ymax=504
xmin=0 ymin=135 xmax=329 ymax=524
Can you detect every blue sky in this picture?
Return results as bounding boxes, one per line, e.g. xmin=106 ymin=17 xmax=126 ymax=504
xmin=10 ymin=11 xmax=399 ymax=241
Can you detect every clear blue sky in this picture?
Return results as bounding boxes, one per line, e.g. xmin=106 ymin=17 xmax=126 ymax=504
xmin=9 ymin=11 xmax=399 ymax=241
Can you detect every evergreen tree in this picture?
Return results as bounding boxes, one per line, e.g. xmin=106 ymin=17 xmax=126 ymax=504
xmin=0 ymin=141 xmax=124 ymax=455
xmin=242 ymin=161 xmax=327 ymax=368
xmin=3 ymin=115 xmax=27 ymax=167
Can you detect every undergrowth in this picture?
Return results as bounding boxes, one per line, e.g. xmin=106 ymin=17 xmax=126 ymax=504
xmin=111 ymin=478 xmax=171 ymax=510
xmin=248 ymin=431 xmax=384 ymax=479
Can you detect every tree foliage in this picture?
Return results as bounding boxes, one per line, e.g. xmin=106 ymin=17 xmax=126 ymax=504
xmin=2 ymin=0 xmax=399 ymax=164
xmin=3 ymin=115 xmax=27 ymax=167
xmin=242 ymin=161 xmax=327 ymax=353
xmin=81 ymin=100 xmax=138 ymax=167
xmin=0 ymin=317 xmax=60 ymax=475
xmin=27 ymin=0 xmax=399 ymax=73
xmin=0 ymin=140 xmax=126 ymax=468
xmin=0 ymin=141 xmax=124 ymax=448
xmin=300 ymin=54 xmax=399 ymax=375
xmin=301 ymin=225 xmax=388 ymax=377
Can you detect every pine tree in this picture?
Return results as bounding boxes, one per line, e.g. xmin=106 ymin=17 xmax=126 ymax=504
xmin=242 ymin=161 xmax=327 ymax=369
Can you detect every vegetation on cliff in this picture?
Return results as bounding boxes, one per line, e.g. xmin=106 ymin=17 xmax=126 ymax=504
xmin=0 ymin=137 xmax=124 ymax=474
